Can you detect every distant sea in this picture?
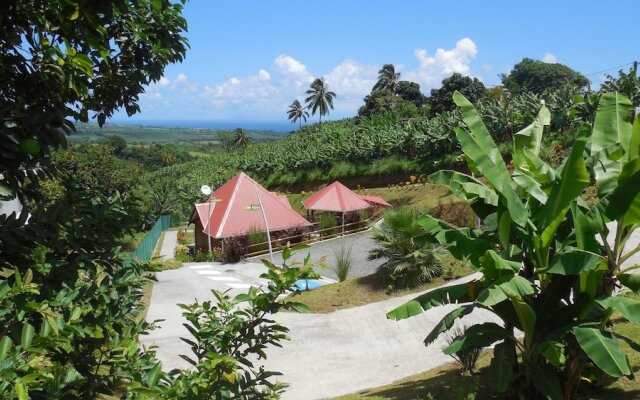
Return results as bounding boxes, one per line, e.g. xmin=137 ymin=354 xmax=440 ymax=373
xmin=109 ymin=119 xmax=294 ymax=133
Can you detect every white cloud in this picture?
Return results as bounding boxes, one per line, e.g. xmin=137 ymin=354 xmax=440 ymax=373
xmin=175 ymin=73 xmax=188 ymax=83
xmin=274 ymin=55 xmax=309 ymax=76
xmin=543 ymin=52 xmax=558 ymax=63
xmin=137 ymin=38 xmax=484 ymax=119
xmin=201 ymin=69 xmax=277 ymax=106
xmin=258 ymin=69 xmax=271 ymax=81
xmin=406 ymin=37 xmax=478 ymax=88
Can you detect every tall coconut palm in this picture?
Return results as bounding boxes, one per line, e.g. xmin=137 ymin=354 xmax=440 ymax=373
xmin=232 ymin=128 xmax=251 ymax=149
xmin=304 ymin=78 xmax=336 ymax=128
xmin=372 ymin=64 xmax=401 ymax=92
xmin=286 ymin=99 xmax=309 ymax=129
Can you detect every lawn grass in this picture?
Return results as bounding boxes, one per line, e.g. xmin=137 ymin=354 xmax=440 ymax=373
xmin=332 ymin=300 xmax=640 ymax=400
xmin=289 ymin=255 xmax=473 ymax=313
xmin=359 ymin=183 xmax=460 ymax=212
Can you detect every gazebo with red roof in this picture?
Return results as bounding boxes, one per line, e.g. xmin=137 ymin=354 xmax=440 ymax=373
xmin=189 ymin=172 xmax=312 ymax=252
xmin=301 ymin=181 xmax=390 ymax=231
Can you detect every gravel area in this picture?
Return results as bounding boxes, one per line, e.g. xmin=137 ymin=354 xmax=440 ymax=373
xmin=247 ymin=229 xmax=382 ymax=281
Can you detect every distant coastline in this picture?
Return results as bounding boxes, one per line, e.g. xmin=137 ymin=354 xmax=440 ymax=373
xmin=107 ymin=119 xmax=294 ymax=132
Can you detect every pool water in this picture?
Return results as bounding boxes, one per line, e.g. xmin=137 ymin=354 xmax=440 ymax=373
xmin=292 ymin=279 xmax=324 ymax=291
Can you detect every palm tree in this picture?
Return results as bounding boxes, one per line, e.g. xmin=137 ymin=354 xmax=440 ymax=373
xmin=372 ymin=64 xmax=401 ymax=92
xmin=232 ymin=128 xmax=251 ymax=149
xmin=368 ymin=208 xmax=444 ymax=289
xmin=286 ymin=99 xmax=309 ymax=129
xmin=304 ymin=78 xmax=336 ymax=128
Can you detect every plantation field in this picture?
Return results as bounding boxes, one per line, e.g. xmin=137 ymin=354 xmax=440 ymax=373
xmin=70 ymin=122 xmax=285 ymax=143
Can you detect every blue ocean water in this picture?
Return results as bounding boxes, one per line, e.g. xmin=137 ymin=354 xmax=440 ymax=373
xmin=109 ymin=119 xmax=295 ymax=132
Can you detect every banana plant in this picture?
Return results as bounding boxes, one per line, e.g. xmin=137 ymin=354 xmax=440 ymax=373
xmin=387 ymin=91 xmax=640 ymax=399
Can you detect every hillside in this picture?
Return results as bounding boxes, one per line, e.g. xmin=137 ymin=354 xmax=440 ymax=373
xmin=71 ymin=122 xmax=285 ymax=144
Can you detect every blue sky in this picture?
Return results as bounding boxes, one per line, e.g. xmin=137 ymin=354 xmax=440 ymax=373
xmin=114 ymin=0 xmax=639 ymax=123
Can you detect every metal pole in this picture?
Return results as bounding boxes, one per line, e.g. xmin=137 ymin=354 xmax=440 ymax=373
xmin=253 ymin=183 xmax=274 ymax=263
xmin=207 ymin=197 xmax=212 ymax=252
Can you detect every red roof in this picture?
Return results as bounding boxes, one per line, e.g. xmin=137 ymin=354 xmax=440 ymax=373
xmin=192 ymin=172 xmax=311 ymax=238
xmin=302 ymin=181 xmax=371 ymax=212
xmin=359 ymin=195 xmax=391 ymax=208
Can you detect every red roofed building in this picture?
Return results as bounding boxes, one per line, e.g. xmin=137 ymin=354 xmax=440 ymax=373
xmin=359 ymin=194 xmax=392 ymax=208
xmin=189 ymin=172 xmax=311 ymax=251
xmin=302 ymin=181 xmax=370 ymax=212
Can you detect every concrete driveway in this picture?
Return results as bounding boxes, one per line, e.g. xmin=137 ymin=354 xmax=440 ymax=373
xmin=141 ymin=260 xmax=336 ymax=370
xmin=142 ymin=260 xmax=496 ymax=399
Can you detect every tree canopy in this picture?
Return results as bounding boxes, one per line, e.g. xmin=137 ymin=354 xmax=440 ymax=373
xmin=373 ymin=64 xmax=401 ymax=92
xmin=428 ymin=73 xmax=486 ymax=115
xmin=0 ymin=0 xmax=189 ymax=197
xmin=501 ymin=58 xmax=589 ymax=95
xmin=305 ymin=78 xmax=336 ymax=126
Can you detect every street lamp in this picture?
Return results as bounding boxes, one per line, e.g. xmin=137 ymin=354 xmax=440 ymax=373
xmin=244 ymin=183 xmax=274 ymax=263
xmin=200 ymin=185 xmax=220 ymax=253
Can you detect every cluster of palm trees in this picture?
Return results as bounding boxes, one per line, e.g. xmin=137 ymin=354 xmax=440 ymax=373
xmin=287 ymin=78 xmax=336 ymax=129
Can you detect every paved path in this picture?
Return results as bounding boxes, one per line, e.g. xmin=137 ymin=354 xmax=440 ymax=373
xmin=142 ymin=263 xmax=496 ymax=399
xmin=141 ymin=261 xmax=275 ymax=369
xmin=263 ymin=273 xmax=494 ymax=400
xmin=159 ymin=230 xmax=177 ymax=260
xmin=248 ymin=230 xmax=382 ymax=281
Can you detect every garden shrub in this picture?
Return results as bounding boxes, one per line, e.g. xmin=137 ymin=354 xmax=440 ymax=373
xmin=333 ymin=244 xmax=354 ymax=281
xmin=221 ymin=235 xmax=249 ymax=263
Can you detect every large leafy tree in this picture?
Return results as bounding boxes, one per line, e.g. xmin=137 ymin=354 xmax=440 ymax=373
xmin=395 ymin=80 xmax=427 ymax=107
xmin=0 ymin=0 xmax=189 ymax=199
xmin=286 ymin=99 xmax=309 ymax=129
xmin=0 ymin=1 xmax=188 ymax=398
xmin=428 ymin=73 xmax=486 ymax=115
xmin=373 ymin=64 xmax=401 ymax=92
xmin=389 ymin=91 xmax=640 ymax=399
xmin=358 ymin=89 xmax=419 ymax=118
xmin=501 ymin=58 xmax=589 ymax=95
xmin=304 ymin=78 xmax=336 ymax=127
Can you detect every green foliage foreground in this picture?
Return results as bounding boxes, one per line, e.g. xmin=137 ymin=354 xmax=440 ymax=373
xmin=387 ymin=91 xmax=640 ymax=399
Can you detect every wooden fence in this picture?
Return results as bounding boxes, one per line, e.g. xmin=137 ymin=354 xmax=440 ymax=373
xmin=244 ymin=211 xmax=382 ymax=258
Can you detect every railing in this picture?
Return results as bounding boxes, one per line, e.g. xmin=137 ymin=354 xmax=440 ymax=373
xmin=124 ymin=215 xmax=171 ymax=266
xmin=244 ymin=210 xmax=382 ymax=258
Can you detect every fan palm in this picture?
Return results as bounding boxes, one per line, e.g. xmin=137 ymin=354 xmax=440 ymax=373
xmin=232 ymin=128 xmax=251 ymax=149
xmin=372 ymin=64 xmax=401 ymax=92
xmin=368 ymin=208 xmax=444 ymax=288
xmin=286 ymin=99 xmax=309 ymax=129
xmin=304 ymin=78 xmax=336 ymax=128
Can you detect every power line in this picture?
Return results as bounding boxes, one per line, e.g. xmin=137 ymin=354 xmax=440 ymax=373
xmin=584 ymin=61 xmax=637 ymax=77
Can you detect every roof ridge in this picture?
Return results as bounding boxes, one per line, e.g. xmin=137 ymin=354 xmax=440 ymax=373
xmin=216 ymin=173 xmax=242 ymax=238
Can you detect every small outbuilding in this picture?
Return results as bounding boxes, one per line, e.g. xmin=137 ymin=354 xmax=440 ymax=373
xmin=301 ymin=181 xmax=390 ymax=231
xmin=189 ymin=172 xmax=312 ymax=252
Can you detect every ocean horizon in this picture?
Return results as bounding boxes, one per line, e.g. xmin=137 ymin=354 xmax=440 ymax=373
xmin=107 ymin=119 xmax=297 ymax=132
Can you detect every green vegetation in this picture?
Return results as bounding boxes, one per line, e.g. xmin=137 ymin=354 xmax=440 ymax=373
xmin=290 ymin=254 xmax=471 ymax=313
xmin=333 ymin=244 xmax=354 ymax=282
xmin=369 ymin=208 xmax=445 ymax=289
xmin=305 ymin=78 xmax=337 ymax=127
xmin=501 ymin=57 xmax=589 ymax=94
xmin=335 ymin=304 xmax=640 ymax=400
xmin=387 ymin=92 xmax=640 ymax=399
xmin=72 ymin=122 xmax=284 ymax=144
